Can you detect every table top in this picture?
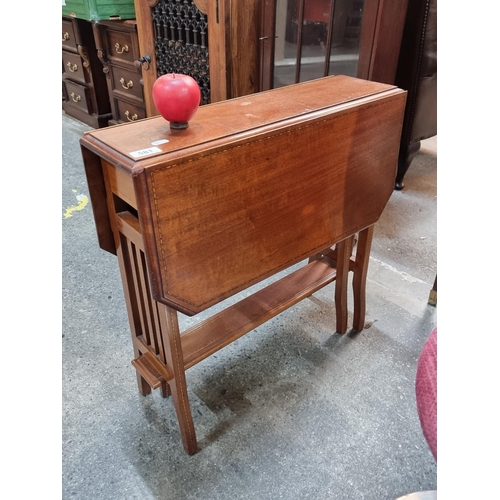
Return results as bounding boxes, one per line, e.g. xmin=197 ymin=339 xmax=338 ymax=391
xmin=80 ymin=75 xmax=406 ymax=315
xmin=81 ymin=75 xmax=400 ymax=171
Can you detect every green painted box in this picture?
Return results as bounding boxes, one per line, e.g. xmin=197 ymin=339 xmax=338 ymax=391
xmin=62 ymin=0 xmax=135 ymax=21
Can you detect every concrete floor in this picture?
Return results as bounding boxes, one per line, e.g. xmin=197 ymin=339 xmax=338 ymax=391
xmin=62 ymin=112 xmax=437 ymax=500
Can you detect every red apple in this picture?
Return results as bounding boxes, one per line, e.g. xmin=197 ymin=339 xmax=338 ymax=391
xmin=152 ymin=73 xmax=201 ymax=129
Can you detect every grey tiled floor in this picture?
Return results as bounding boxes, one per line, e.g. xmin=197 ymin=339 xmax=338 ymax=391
xmin=62 ymin=112 xmax=437 ymax=500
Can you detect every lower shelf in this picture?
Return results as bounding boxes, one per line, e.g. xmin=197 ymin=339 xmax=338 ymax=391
xmin=180 ymin=257 xmax=338 ymax=369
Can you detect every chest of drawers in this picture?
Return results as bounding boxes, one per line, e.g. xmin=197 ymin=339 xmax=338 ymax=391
xmin=62 ymin=0 xmax=136 ymax=21
xmin=94 ymin=20 xmax=146 ymax=126
xmin=62 ymin=16 xmax=112 ymax=128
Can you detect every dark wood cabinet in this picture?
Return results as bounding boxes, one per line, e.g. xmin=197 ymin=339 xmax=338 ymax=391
xmin=93 ymin=20 xmax=147 ymax=125
xmin=260 ymin=0 xmax=409 ymax=91
xmin=133 ymin=0 xmax=409 ymax=119
xmin=133 ymin=0 xmax=263 ymax=116
xmin=62 ymin=16 xmax=112 ymax=128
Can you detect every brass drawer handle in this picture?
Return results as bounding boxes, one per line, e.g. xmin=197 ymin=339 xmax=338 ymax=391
xmin=67 ymin=61 xmax=78 ymax=72
xmin=70 ymin=92 xmax=81 ymax=103
xmin=125 ymin=110 xmax=138 ymax=122
xmin=120 ymin=78 xmax=134 ymax=90
xmin=115 ymin=43 xmax=129 ymax=54
xmin=62 ymin=32 xmax=70 ymax=42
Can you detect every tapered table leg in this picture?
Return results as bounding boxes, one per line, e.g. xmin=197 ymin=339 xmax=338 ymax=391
xmin=159 ymin=305 xmax=198 ymax=455
xmin=335 ymin=236 xmax=353 ymax=334
xmin=352 ymin=225 xmax=374 ymax=332
xmin=428 ymin=275 xmax=437 ymax=306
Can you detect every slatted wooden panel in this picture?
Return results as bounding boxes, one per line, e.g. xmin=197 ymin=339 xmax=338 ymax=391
xmin=117 ymin=212 xmax=167 ymax=366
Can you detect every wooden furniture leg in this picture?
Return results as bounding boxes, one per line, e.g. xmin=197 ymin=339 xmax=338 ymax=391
xmin=428 ymin=275 xmax=437 ymax=306
xmin=158 ymin=305 xmax=198 ymax=455
xmin=352 ymin=225 xmax=375 ymax=332
xmin=113 ymin=211 xmax=194 ymax=451
xmin=335 ymin=236 xmax=354 ymax=334
xmin=81 ymin=75 xmax=407 ymax=454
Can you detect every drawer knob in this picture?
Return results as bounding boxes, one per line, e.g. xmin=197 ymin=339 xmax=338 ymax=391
xmin=115 ymin=43 xmax=129 ymax=54
xmin=70 ymin=92 xmax=81 ymax=103
xmin=67 ymin=62 xmax=78 ymax=73
xmin=120 ymin=78 xmax=134 ymax=90
xmin=62 ymin=32 xmax=70 ymax=42
xmin=135 ymin=54 xmax=151 ymax=71
xmin=125 ymin=110 xmax=138 ymax=122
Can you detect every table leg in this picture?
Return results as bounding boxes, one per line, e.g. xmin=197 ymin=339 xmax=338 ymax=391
xmin=428 ymin=275 xmax=437 ymax=306
xmin=335 ymin=236 xmax=354 ymax=334
xmin=352 ymin=225 xmax=374 ymax=332
xmin=158 ymin=305 xmax=198 ymax=455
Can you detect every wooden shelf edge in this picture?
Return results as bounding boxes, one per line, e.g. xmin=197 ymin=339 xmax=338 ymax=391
xmin=181 ymin=259 xmax=338 ymax=369
xmin=131 ymin=351 xmax=165 ymax=389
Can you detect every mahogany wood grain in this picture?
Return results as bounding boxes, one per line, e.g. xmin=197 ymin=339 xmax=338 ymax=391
xmin=82 ymin=75 xmax=403 ymax=262
xmin=80 ymin=75 xmax=406 ymax=454
xmin=131 ymin=351 xmax=166 ymax=389
xmin=135 ymin=88 xmax=405 ymax=315
xmin=101 ymin=167 xmax=151 ymax=396
xmin=193 ymin=0 xmax=207 ymax=13
xmin=81 ymin=146 xmax=116 ymax=254
xmin=206 ymin=0 xmax=231 ymax=103
xmin=352 ymin=225 xmax=375 ymax=332
xmin=357 ymin=0 xmax=409 ymax=84
xmin=228 ymin=0 xmax=262 ymax=98
xmin=335 ymin=236 xmax=354 ymax=334
xmin=181 ymin=256 xmax=340 ymax=369
xmin=158 ymin=305 xmax=198 ymax=455
xmin=132 ymin=0 xmax=159 ymax=116
xmin=259 ymin=0 xmax=276 ymax=91
xmin=102 ymin=160 xmax=137 ymax=209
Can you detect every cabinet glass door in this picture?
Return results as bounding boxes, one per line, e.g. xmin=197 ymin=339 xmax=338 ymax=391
xmin=274 ymin=0 xmax=364 ymax=87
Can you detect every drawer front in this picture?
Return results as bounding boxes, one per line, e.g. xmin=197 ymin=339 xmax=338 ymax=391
xmin=62 ymin=51 xmax=87 ymax=83
xmin=65 ymin=80 xmax=92 ymax=114
xmin=110 ymin=66 xmax=143 ymax=100
xmin=62 ymin=19 xmax=77 ymax=51
xmin=115 ymin=99 xmax=146 ymax=123
xmin=106 ymin=29 xmax=136 ymax=64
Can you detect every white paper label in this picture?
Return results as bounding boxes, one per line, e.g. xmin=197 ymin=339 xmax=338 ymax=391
xmin=151 ymin=139 xmax=169 ymax=146
xmin=129 ymin=147 xmax=162 ymax=158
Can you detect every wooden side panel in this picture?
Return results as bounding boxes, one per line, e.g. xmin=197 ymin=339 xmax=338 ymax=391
xmin=358 ymin=0 xmax=409 ymax=84
xmin=102 ymin=159 xmax=137 ymax=208
xmin=356 ymin=0 xmax=380 ymax=80
xmin=133 ymin=0 xmax=159 ymax=116
xmin=206 ymin=0 xmax=231 ymax=103
xmin=137 ymin=92 xmax=406 ymax=314
xmin=81 ymin=144 xmax=116 ymax=254
xmin=229 ymin=0 xmax=262 ymax=98
xmin=259 ymin=0 xmax=276 ymax=91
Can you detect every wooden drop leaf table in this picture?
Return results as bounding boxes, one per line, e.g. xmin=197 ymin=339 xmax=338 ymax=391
xmin=80 ymin=75 xmax=406 ymax=455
